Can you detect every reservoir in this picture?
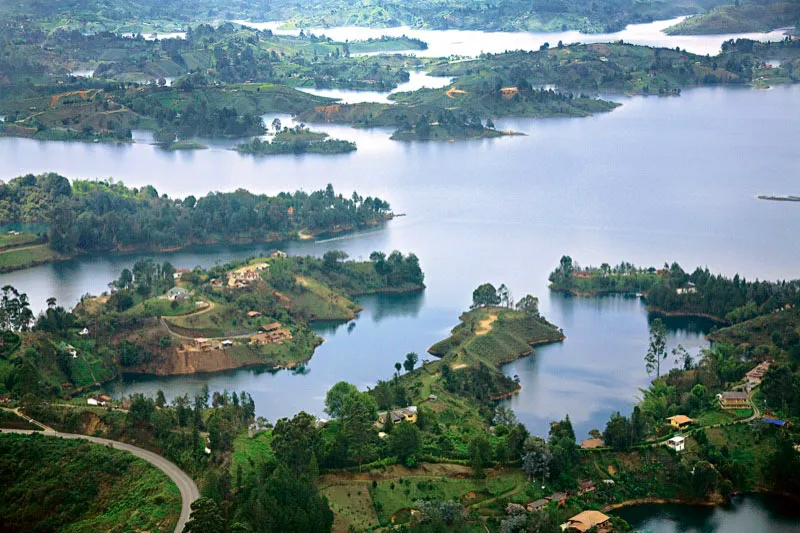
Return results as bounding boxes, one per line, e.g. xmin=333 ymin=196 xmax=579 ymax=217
xmin=2 ymin=83 xmax=798 ymax=439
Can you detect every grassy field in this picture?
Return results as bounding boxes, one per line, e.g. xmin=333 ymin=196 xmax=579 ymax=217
xmin=319 ymin=468 xmax=526 ymax=530
xmin=0 ymin=433 xmax=181 ymax=532
xmin=0 ymin=243 xmax=60 ymax=272
xmin=232 ymin=430 xmax=275 ymax=477
xmin=429 ymin=306 xmax=564 ymax=367
xmin=291 ymin=275 xmax=361 ymax=321
xmin=0 ymin=232 xmax=40 ymax=250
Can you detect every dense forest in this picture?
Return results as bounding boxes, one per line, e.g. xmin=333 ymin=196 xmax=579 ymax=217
xmin=0 ymin=173 xmax=391 ymax=254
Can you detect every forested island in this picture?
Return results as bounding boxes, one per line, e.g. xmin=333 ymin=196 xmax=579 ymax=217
xmin=0 ymin=173 xmax=391 ymax=272
xmin=2 ymin=17 xmax=798 ymax=146
xmin=235 ymin=124 xmax=356 ymax=155
xmin=549 ymin=255 xmax=800 ymax=323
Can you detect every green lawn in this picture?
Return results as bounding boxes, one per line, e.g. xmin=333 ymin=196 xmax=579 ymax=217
xmin=0 ymin=244 xmax=59 ymax=271
xmin=232 ymin=430 xmax=274 ymax=477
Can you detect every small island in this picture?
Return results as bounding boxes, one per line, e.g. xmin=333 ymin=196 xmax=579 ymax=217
xmin=235 ymin=125 xmax=356 ymax=155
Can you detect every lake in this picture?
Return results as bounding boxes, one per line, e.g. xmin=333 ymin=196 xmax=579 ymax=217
xmin=234 ymin=17 xmax=791 ymax=57
xmin=615 ymin=494 xmax=800 ymax=532
xmin=2 ymin=82 xmax=799 ymax=438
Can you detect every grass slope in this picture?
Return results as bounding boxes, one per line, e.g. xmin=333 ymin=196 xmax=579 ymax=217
xmin=0 ymin=433 xmax=181 ymax=532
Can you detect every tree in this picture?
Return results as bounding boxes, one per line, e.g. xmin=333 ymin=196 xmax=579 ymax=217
xmin=403 ymin=352 xmax=419 ymax=373
xmin=272 ymin=118 xmax=282 ymax=132
xmin=185 ymin=498 xmax=226 ymax=533
xmin=469 ymin=435 xmax=493 ymax=477
xmin=673 ymin=344 xmax=693 ymax=370
xmin=339 ymin=391 xmax=379 ymax=469
xmin=322 ymin=250 xmax=348 ymax=271
xmin=515 ymin=294 xmax=539 ymax=316
xmin=391 ymin=422 xmax=421 ymax=465
xmin=325 ymin=381 xmax=358 ymax=418
xmin=272 ymin=412 xmax=322 ymax=473
xmin=472 ymin=283 xmax=500 ymax=308
xmin=521 ymin=437 xmax=552 ymax=486
xmin=645 ymin=318 xmax=667 ymax=377
xmin=497 ymin=284 xmax=511 ymax=307
xmin=155 ymin=389 xmax=167 ymax=408
xmin=394 ymin=362 xmax=402 ymax=375
xmin=603 ymin=411 xmax=634 ymax=451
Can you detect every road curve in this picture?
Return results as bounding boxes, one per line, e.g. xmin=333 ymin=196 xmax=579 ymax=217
xmin=0 ymin=428 xmax=199 ymax=532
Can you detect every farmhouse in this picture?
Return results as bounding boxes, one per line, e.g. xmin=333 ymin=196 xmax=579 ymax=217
xmin=720 ymin=391 xmax=749 ymax=410
xmin=745 ymin=361 xmax=770 ymax=387
xmin=560 ymin=510 xmax=611 ymax=532
xmin=666 ymin=415 xmax=693 ymax=430
xmin=580 ymin=438 xmax=605 ymax=449
xmin=165 ymin=286 xmax=189 ymax=301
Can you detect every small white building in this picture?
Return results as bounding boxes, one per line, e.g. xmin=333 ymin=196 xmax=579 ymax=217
xmin=78 ymin=328 xmax=90 ymax=336
xmin=221 ymin=339 xmax=233 ymax=347
xmin=87 ymin=397 xmax=107 ymax=407
xmin=667 ymin=436 xmax=685 ymax=452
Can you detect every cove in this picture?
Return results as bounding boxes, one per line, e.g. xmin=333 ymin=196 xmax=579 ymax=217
xmin=1 ymin=85 xmax=799 ymax=439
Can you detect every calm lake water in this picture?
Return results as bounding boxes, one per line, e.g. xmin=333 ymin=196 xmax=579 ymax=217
xmin=615 ymin=494 xmax=800 ymax=532
xmin=3 ymin=83 xmax=799 ymax=440
xmin=235 ymin=17 xmax=791 ymax=57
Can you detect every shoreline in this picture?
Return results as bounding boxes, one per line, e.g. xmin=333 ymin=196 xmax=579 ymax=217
xmin=0 ymin=217 xmax=392 ymax=274
xmin=112 ymin=284 xmax=423 ymax=379
xmin=549 ymin=286 xmax=729 ymax=324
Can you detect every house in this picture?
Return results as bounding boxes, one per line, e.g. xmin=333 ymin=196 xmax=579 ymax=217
xmin=573 ymin=270 xmax=592 ymax=279
xmin=271 ymin=250 xmax=287 ymax=259
xmin=0 ymin=394 xmax=10 ymax=404
xmin=428 ymin=394 xmax=438 ymax=401
xmin=580 ymin=438 xmax=605 ymax=449
xmin=256 ymin=263 xmax=269 ymax=271
xmin=65 ymin=345 xmax=78 ymax=358
xmin=87 ymin=397 xmax=107 ymax=407
xmin=505 ymin=503 xmax=527 ymax=514
xmin=577 ymin=479 xmax=596 ymax=494
xmin=260 ymin=322 xmax=282 ymax=333
xmin=667 ymin=436 xmax=685 ymax=452
xmin=549 ymin=493 xmax=567 ymax=506
xmin=676 ymin=282 xmax=698 ymax=295
xmin=527 ymin=498 xmax=550 ymax=512
xmin=561 ymin=510 xmax=611 ymax=532
xmin=247 ymin=311 xmax=262 ymax=318
xmin=210 ymin=278 xmax=223 ymax=287
xmin=377 ymin=406 xmax=418 ymax=426
xmin=221 ymin=340 xmax=233 ymax=347
xmin=78 ymin=328 xmax=90 ymax=336
xmin=98 ymin=394 xmax=112 ymax=402
xmin=667 ymin=415 xmax=694 ymax=430
xmin=720 ymin=391 xmax=749 ymax=409
xmin=173 ymin=268 xmax=190 ymax=280
xmin=165 ymin=286 xmax=189 ymax=301
xmin=746 ymin=362 xmax=770 ymax=387
xmin=760 ymin=417 xmax=788 ymax=428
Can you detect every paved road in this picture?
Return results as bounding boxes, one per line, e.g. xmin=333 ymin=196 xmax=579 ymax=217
xmin=0 ymin=426 xmax=199 ymax=532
